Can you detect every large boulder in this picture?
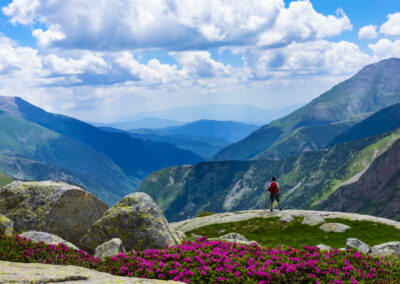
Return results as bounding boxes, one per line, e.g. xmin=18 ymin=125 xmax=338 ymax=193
xmin=80 ymin=192 xmax=180 ymax=253
xmin=302 ymin=214 xmax=325 ymax=226
xmin=0 ymin=181 xmax=108 ymax=244
xmin=0 ymin=214 xmax=14 ymax=236
xmin=346 ymin=238 xmax=370 ymax=253
xmin=218 ymin=233 xmax=248 ymax=242
xmin=370 ymin=242 xmax=400 ymax=258
xmin=319 ymin=223 xmax=350 ymax=233
xmin=95 ymin=238 xmax=126 ymax=259
xmin=19 ymin=231 xmax=79 ymax=250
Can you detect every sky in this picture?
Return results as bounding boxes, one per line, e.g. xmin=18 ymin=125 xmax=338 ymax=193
xmin=0 ymin=0 xmax=400 ymax=122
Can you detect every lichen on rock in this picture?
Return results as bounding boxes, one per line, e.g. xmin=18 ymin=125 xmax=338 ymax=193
xmin=0 ymin=181 xmax=108 ymax=245
xmin=0 ymin=214 xmax=13 ymax=236
xmin=95 ymin=238 xmax=126 ymax=259
xmin=80 ymin=192 xmax=180 ymax=253
xmin=18 ymin=231 xmax=79 ymax=250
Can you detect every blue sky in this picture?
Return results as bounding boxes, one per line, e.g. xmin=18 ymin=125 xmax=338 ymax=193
xmin=0 ymin=0 xmax=400 ymax=122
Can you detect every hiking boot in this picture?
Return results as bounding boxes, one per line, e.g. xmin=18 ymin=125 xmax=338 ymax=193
xmin=270 ymin=209 xmax=273 ymax=212
xmin=279 ymin=207 xmax=282 ymax=211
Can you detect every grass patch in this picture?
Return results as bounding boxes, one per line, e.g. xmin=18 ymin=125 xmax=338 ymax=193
xmin=197 ymin=212 xmax=216 ymax=218
xmin=188 ymin=217 xmax=400 ymax=249
xmin=0 ymin=172 xmax=12 ymax=187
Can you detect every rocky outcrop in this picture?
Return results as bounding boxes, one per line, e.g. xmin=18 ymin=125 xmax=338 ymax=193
xmin=95 ymin=238 xmax=126 ymax=259
xmin=19 ymin=231 xmax=79 ymax=250
xmin=80 ymin=192 xmax=179 ymax=253
xmin=171 ymin=210 xmax=400 ymax=232
xmin=279 ymin=214 xmax=293 ymax=223
xmin=0 ymin=181 xmax=108 ymax=244
xmin=316 ymin=244 xmax=332 ymax=251
xmin=346 ymin=238 xmax=370 ymax=253
xmin=0 ymin=214 xmax=13 ymax=236
xmin=218 ymin=233 xmax=248 ymax=242
xmin=319 ymin=223 xmax=350 ymax=233
xmin=302 ymin=214 xmax=325 ymax=226
xmin=370 ymin=242 xmax=400 ymax=258
xmin=0 ymin=261 xmax=181 ymax=283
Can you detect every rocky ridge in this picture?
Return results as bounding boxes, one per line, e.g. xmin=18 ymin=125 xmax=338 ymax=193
xmin=171 ymin=209 xmax=400 ymax=232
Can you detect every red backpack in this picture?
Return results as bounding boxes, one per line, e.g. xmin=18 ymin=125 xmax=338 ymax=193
xmin=269 ymin=182 xmax=279 ymax=193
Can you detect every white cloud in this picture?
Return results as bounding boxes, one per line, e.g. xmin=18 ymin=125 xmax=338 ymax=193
xmin=241 ymin=40 xmax=372 ymax=79
xmin=171 ymin=51 xmax=230 ymax=77
xmin=0 ymin=35 xmax=43 ymax=76
xmin=2 ymin=0 xmax=40 ymax=25
xmin=33 ymin=24 xmax=66 ymax=47
xmin=258 ymin=1 xmax=352 ymax=47
xmin=369 ymin=39 xmax=400 ymax=59
xmin=380 ymin=12 xmax=400 ymax=37
xmin=43 ymin=53 xmax=107 ymax=75
xmin=3 ymin=0 xmax=351 ymax=51
xmin=358 ymin=25 xmax=378 ymax=39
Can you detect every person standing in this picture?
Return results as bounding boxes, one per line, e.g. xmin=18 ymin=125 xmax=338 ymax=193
xmin=266 ymin=176 xmax=282 ymax=212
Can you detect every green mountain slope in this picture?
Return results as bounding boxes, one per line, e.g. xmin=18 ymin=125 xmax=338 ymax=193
xmin=138 ymin=129 xmax=400 ymax=221
xmin=0 ymin=172 xmax=12 ymax=187
xmin=330 ymin=103 xmax=400 ymax=146
xmin=0 ymin=110 xmax=138 ymax=203
xmin=0 ymin=96 xmax=204 ymax=205
xmin=214 ymin=58 xmax=400 ymax=161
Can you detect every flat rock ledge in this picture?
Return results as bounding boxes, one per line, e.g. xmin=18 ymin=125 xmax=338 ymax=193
xmin=0 ymin=261 xmax=182 ymax=283
xmin=171 ymin=209 xmax=400 ymax=233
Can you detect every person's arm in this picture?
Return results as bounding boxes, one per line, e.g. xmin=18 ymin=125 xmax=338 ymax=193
xmin=277 ymin=182 xmax=280 ymax=194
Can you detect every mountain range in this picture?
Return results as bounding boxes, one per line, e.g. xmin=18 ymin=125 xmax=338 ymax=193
xmin=0 ymin=96 xmax=204 ymax=205
xmin=214 ymin=58 xmax=400 ymax=161
xmin=136 ymin=58 xmax=400 ymax=222
xmin=126 ymin=120 xmax=260 ymax=159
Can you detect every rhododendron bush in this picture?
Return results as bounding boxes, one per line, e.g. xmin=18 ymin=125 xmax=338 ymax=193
xmin=1 ymin=234 xmax=399 ymax=283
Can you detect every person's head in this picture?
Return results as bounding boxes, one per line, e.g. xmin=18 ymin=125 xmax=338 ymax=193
xmin=272 ymin=176 xmax=276 ymax=181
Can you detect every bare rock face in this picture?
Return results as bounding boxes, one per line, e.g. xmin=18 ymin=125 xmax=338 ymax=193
xmin=346 ymin=238 xmax=370 ymax=253
xmin=0 ymin=181 xmax=109 ymax=245
xmin=95 ymin=238 xmax=126 ymax=259
xmin=302 ymin=214 xmax=325 ymax=226
xmin=0 ymin=214 xmax=13 ymax=236
xmin=370 ymin=242 xmax=400 ymax=258
xmin=0 ymin=261 xmax=181 ymax=283
xmin=279 ymin=214 xmax=293 ymax=223
xmin=319 ymin=223 xmax=350 ymax=233
xmin=19 ymin=231 xmax=79 ymax=250
xmin=218 ymin=233 xmax=248 ymax=242
xmin=316 ymin=244 xmax=332 ymax=251
xmin=80 ymin=192 xmax=179 ymax=253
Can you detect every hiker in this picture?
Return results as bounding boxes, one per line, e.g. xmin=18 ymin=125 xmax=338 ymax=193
xmin=266 ymin=176 xmax=282 ymax=212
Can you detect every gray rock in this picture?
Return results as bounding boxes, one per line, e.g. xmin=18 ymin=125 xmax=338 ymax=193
xmin=346 ymin=238 xmax=370 ymax=253
xmin=0 ymin=260 xmax=181 ymax=283
xmin=0 ymin=214 xmax=13 ymax=236
xmin=218 ymin=232 xmax=248 ymax=242
xmin=316 ymin=244 xmax=332 ymax=251
xmin=0 ymin=181 xmax=108 ymax=244
xmin=171 ymin=230 xmax=186 ymax=243
xmin=302 ymin=214 xmax=325 ymax=226
xmin=319 ymin=223 xmax=350 ymax=233
xmin=19 ymin=231 xmax=79 ymax=250
xmin=370 ymin=242 xmax=400 ymax=258
xmin=95 ymin=238 xmax=126 ymax=259
xmin=80 ymin=192 xmax=179 ymax=253
xmin=279 ymin=214 xmax=293 ymax=223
